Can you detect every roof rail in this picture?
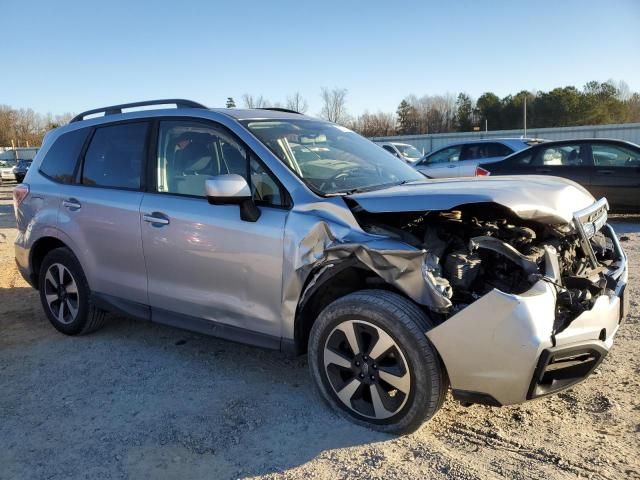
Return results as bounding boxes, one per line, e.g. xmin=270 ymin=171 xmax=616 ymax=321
xmin=70 ymin=99 xmax=207 ymax=123
xmin=256 ymin=107 xmax=302 ymax=115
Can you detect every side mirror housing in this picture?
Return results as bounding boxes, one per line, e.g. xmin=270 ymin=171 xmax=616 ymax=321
xmin=205 ymin=174 xmax=261 ymax=222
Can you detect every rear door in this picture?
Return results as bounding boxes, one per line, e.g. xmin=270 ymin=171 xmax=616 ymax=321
xmin=589 ymin=141 xmax=640 ymax=210
xmin=458 ymin=142 xmax=517 ymax=176
xmin=416 ymin=145 xmax=461 ymax=178
xmin=529 ymin=142 xmax=592 ymax=187
xmin=57 ymin=121 xmax=149 ymax=305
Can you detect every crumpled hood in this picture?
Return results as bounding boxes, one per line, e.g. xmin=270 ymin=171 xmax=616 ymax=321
xmin=346 ymin=175 xmax=596 ymax=224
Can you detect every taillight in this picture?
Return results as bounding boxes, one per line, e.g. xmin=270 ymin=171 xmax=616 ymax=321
xmin=13 ymin=183 xmax=29 ymax=210
xmin=475 ymin=166 xmax=490 ymax=176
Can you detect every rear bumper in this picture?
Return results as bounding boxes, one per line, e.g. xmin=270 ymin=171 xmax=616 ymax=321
xmin=14 ymin=240 xmax=36 ymax=288
xmin=427 ymin=223 xmax=627 ymax=407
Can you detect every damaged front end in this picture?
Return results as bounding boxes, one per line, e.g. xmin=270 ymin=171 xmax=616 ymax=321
xmin=345 ymin=197 xmax=627 ymax=406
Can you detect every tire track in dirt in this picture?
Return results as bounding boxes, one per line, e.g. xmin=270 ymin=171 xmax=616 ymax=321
xmin=446 ymin=422 xmax=618 ymax=480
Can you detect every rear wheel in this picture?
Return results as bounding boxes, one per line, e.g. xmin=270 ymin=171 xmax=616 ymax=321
xmin=308 ymin=290 xmax=447 ymax=434
xmin=38 ymin=247 xmax=106 ymax=335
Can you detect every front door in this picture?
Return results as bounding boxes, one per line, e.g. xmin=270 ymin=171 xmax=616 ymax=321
xmin=140 ymin=119 xmax=289 ymax=340
xmin=417 ymin=145 xmax=461 ymax=178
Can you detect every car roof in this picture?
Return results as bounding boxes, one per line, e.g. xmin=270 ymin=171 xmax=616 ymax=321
xmin=523 ymin=138 xmax=638 ymax=147
xmin=212 ymin=108 xmax=311 ymax=121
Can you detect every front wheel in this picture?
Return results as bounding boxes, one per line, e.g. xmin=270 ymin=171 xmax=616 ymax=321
xmin=308 ymin=290 xmax=447 ymax=434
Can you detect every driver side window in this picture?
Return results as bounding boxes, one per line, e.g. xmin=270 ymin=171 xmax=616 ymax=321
xmin=156 ymin=120 xmax=286 ymax=206
xmin=591 ymin=143 xmax=640 ymax=167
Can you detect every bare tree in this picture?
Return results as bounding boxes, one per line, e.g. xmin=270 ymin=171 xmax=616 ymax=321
xmin=350 ymin=111 xmax=396 ymax=137
xmin=320 ymin=87 xmax=348 ymax=124
xmin=242 ymin=94 xmax=269 ymax=109
xmin=286 ymin=92 xmax=308 ymax=113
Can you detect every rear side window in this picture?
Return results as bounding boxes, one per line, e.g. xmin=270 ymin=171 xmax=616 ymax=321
xmin=39 ymin=128 xmax=89 ymax=183
xmin=82 ymin=122 xmax=148 ymax=189
xmin=486 ymin=143 xmax=513 ymax=157
xmin=382 ymin=145 xmax=396 ymax=155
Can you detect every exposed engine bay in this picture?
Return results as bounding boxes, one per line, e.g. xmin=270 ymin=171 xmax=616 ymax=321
xmin=351 ymin=202 xmax=618 ymax=334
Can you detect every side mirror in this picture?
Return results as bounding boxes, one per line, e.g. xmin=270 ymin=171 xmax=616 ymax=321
xmin=205 ymin=174 xmax=261 ymax=222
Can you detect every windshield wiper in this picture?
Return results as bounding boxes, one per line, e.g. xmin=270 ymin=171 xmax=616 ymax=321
xmin=339 ymin=179 xmax=422 ymax=195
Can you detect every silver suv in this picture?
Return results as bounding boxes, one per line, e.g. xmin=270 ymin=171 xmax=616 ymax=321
xmin=14 ymin=100 xmax=628 ymax=433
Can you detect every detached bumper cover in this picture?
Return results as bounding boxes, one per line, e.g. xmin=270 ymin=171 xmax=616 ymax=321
xmin=427 ymin=222 xmax=627 ymax=407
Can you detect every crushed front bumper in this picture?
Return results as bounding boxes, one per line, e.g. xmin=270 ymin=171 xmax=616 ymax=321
xmin=427 ymin=220 xmax=627 ymax=407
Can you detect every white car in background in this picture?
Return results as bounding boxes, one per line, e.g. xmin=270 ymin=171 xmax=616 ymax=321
xmin=0 ymin=160 xmax=18 ymax=182
xmin=377 ymin=142 xmax=424 ymax=163
xmin=414 ymin=138 xmax=544 ymax=178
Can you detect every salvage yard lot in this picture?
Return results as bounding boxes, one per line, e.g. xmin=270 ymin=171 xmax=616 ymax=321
xmin=0 ymin=183 xmax=638 ymax=480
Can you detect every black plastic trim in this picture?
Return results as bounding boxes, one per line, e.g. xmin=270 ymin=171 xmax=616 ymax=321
xmin=91 ymin=292 xmax=151 ymax=321
xmin=527 ymin=342 xmax=608 ymax=400
xmin=152 ymin=307 xmax=281 ymax=351
xmin=70 ymin=99 xmax=207 ymax=123
xmin=90 ymin=292 xmax=284 ymax=351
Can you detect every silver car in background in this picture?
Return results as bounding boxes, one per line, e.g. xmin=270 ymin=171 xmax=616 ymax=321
xmin=377 ymin=141 xmax=424 ymax=163
xmin=415 ymin=138 xmax=544 ymax=178
xmin=14 ymin=100 xmax=627 ymax=434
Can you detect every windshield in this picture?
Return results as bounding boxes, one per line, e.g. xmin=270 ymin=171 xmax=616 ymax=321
xmin=242 ymin=119 xmax=424 ymax=194
xmin=395 ymin=144 xmax=423 ymax=160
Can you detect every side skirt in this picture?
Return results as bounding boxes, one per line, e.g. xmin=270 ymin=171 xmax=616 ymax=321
xmin=91 ymin=292 xmax=290 ymax=352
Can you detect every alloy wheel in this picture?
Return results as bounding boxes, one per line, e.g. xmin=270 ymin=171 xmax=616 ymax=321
xmin=323 ymin=320 xmax=411 ymax=419
xmin=43 ymin=263 xmax=80 ymax=325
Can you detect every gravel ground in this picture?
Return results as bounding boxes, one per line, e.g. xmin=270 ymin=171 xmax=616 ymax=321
xmin=0 ymin=184 xmax=639 ymax=480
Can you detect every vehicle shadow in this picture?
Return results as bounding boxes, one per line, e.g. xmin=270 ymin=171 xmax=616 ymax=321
xmin=0 ymin=297 xmax=392 ymax=479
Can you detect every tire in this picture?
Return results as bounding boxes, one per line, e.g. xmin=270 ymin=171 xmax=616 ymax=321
xmin=308 ymin=289 xmax=447 ymax=434
xmin=38 ymin=247 xmax=106 ymax=335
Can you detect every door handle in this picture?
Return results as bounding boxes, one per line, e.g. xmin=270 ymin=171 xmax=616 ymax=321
xmin=596 ymin=170 xmax=614 ymax=175
xmin=535 ymin=168 xmax=552 ymax=174
xmin=143 ymin=212 xmax=170 ymax=226
xmin=62 ymin=198 xmax=81 ymax=211
xmin=447 ymin=164 xmax=456 ymax=168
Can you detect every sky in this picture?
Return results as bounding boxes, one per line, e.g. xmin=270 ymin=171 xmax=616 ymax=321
xmin=1 ymin=0 xmax=639 ymax=117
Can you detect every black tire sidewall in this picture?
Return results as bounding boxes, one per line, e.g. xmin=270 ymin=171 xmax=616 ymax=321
xmin=309 ymin=291 xmax=444 ymax=434
xmin=38 ymin=248 xmax=91 ymax=335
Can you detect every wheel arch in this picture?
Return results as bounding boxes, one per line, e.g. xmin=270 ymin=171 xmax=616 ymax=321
xmin=293 ymin=258 xmax=408 ymax=355
xmin=30 ymin=236 xmax=75 ymax=289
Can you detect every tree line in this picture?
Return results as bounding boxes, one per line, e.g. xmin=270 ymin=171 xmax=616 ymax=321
xmin=0 ymin=106 xmax=74 ymax=148
xmin=363 ymin=80 xmax=640 ymax=137
xmin=223 ymin=80 xmax=640 ymax=138
xmin=3 ymin=80 xmax=640 ymax=147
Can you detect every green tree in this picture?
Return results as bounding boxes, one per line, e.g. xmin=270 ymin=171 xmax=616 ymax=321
xmin=475 ymin=92 xmax=501 ymax=130
xmin=226 ymin=97 xmax=236 ymax=108
xmin=455 ymin=93 xmax=474 ymax=131
xmin=396 ymin=99 xmax=419 ymax=134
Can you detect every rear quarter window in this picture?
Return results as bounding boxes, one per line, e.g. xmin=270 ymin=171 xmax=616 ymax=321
xmin=39 ymin=128 xmax=90 ymax=183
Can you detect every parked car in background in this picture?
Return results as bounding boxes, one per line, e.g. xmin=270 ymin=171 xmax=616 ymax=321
xmin=377 ymin=142 xmax=424 ymax=163
xmin=414 ymin=138 xmax=543 ymax=178
xmin=14 ymin=100 xmax=627 ymax=434
xmin=485 ymin=139 xmax=640 ymax=212
xmin=13 ymin=159 xmax=32 ymax=183
xmin=0 ymin=159 xmax=18 ymax=183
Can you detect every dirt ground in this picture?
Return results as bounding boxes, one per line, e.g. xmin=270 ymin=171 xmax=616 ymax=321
xmin=0 ymin=184 xmax=638 ymax=480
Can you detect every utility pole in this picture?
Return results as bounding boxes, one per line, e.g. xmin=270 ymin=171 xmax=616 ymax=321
xmin=485 ymin=119 xmax=488 ymax=133
xmin=523 ymin=96 xmax=528 ymax=137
